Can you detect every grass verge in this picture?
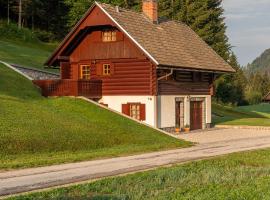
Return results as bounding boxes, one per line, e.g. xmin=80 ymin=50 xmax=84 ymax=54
xmin=8 ymin=148 xmax=270 ymax=200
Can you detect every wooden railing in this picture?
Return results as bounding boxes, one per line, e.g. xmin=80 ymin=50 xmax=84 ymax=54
xmin=33 ymin=79 xmax=102 ymax=98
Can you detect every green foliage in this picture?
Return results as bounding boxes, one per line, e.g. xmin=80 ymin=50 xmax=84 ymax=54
xmin=215 ymin=52 xmax=247 ymax=106
xmin=0 ymin=64 xmax=190 ymax=169
xmin=33 ymin=29 xmax=56 ymax=42
xmin=10 ymin=149 xmax=270 ymax=200
xmin=0 ymin=21 xmax=39 ymax=42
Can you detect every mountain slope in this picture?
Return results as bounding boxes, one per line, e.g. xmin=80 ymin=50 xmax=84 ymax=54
xmin=247 ymin=48 xmax=270 ymax=73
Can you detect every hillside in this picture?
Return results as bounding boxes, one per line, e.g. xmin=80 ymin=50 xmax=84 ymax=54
xmin=212 ymin=103 xmax=270 ymax=126
xmin=0 ymin=22 xmax=58 ymax=73
xmin=246 ymin=48 xmax=270 ymax=74
xmin=0 ymin=64 xmax=190 ymax=170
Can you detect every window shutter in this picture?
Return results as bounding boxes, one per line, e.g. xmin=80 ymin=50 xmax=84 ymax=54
xmin=110 ymin=64 xmax=115 ymax=75
xmin=140 ymin=104 xmax=146 ymax=121
xmin=96 ymin=64 xmax=102 ymax=76
xmin=122 ymin=104 xmax=130 ymax=116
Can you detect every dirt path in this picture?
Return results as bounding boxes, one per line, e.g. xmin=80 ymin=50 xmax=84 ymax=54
xmin=1 ymin=128 xmax=270 ymax=197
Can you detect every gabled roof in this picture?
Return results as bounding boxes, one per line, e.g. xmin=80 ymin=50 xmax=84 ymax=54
xmin=46 ymin=2 xmax=235 ymax=73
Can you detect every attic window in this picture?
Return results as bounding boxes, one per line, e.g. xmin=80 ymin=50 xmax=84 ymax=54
xmin=102 ymin=31 xmax=116 ymax=42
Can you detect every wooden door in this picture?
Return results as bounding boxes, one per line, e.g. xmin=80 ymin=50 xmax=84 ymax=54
xmin=190 ymin=101 xmax=203 ymax=130
xmin=175 ymin=101 xmax=181 ymax=128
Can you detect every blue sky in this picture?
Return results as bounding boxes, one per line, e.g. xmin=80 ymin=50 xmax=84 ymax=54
xmin=222 ymin=0 xmax=270 ymax=66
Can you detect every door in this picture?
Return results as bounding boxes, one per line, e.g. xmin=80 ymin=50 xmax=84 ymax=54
xmin=190 ymin=101 xmax=203 ymax=130
xmin=175 ymin=101 xmax=181 ymax=128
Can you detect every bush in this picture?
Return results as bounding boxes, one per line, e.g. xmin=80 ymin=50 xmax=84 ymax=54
xmin=0 ymin=21 xmax=39 ymax=43
xmin=33 ymin=29 xmax=56 ymax=42
xmin=245 ymin=90 xmax=262 ymax=105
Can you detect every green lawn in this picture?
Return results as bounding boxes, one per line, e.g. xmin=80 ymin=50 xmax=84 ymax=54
xmin=9 ymin=148 xmax=270 ymax=200
xmin=212 ymin=103 xmax=270 ymax=126
xmin=0 ymin=39 xmax=58 ymax=73
xmin=0 ymin=64 xmax=190 ymax=170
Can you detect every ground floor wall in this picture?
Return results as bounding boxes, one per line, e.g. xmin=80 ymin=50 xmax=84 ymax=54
xmin=98 ymin=95 xmax=211 ymax=131
xmin=99 ymin=96 xmax=157 ymax=127
xmin=157 ymin=95 xmax=211 ymax=130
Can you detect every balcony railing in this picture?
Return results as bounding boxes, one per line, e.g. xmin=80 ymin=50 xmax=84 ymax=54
xmin=33 ymin=79 xmax=102 ymax=99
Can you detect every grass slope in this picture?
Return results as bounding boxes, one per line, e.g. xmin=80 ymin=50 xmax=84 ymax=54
xmin=0 ymin=64 xmax=190 ymax=170
xmin=0 ymin=39 xmax=57 ymax=73
xmin=0 ymin=22 xmax=58 ymax=72
xmin=212 ymin=103 xmax=270 ymax=126
xmin=10 ymin=148 xmax=270 ymax=200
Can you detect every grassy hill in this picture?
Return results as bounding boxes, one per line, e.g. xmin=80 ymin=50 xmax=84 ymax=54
xmin=0 ymin=64 xmax=190 ymax=170
xmin=212 ymin=103 xmax=270 ymax=126
xmin=0 ymin=22 xmax=58 ymax=73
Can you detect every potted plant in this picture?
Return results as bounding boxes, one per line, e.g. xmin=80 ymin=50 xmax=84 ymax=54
xmin=175 ymin=127 xmax=180 ymax=133
xmin=184 ymin=124 xmax=190 ymax=133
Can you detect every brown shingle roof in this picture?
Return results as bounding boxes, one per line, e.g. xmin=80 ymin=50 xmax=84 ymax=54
xmin=97 ymin=2 xmax=235 ymax=72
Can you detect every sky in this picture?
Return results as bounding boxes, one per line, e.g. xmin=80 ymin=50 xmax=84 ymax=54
xmin=222 ymin=0 xmax=270 ymax=66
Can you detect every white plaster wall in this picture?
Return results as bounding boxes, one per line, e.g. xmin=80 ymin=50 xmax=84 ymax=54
xmin=157 ymin=95 xmax=212 ymax=128
xmin=99 ymin=96 xmax=156 ymax=127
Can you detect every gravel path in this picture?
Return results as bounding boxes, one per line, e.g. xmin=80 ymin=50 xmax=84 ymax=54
xmin=11 ymin=64 xmax=59 ymax=80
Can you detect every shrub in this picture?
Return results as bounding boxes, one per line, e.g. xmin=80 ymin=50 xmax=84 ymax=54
xmin=0 ymin=21 xmax=39 ymax=43
xmin=33 ymin=29 xmax=56 ymax=42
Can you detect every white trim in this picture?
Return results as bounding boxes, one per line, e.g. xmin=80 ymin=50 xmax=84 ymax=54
xmin=0 ymin=61 xmax=33 ymax=80
xmin=95 ymin=2 xmax=159 ymax=66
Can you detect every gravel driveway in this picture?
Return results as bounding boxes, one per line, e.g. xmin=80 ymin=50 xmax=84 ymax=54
xmin=178 ymin=128 xmax=270 ymax=144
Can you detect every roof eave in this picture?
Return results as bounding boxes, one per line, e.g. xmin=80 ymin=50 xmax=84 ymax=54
xmin=157 ymin=65 xmax=236 ymax=74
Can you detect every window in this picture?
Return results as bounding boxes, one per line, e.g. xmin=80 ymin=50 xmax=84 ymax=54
xmin=102 ymin=31 xmax=116 ymax=42
xmin=130 ymin=104 xmax=141 ymax=120
xmin=103 ymin=64 xmax=111 ymax=75
xmin=80 ymin=65 xmax=91 ymax=79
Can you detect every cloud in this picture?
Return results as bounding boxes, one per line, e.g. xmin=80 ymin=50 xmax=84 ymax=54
xmin=222 ymin=0 xmax=270 ymax=65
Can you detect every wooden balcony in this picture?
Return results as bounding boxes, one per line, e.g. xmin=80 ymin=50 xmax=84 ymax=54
xmin=33 ymin=79 xmax=102 ymax=99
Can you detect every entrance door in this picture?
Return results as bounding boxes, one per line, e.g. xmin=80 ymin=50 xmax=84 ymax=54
xmin=175 ymin=101 xmax=181 ymax=128
xmin=190 ymin=101 xmax=203 ymax=130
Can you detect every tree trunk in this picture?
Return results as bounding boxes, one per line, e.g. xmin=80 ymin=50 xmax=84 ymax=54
xmin=18 ymin=0 xmax=22 ymax=29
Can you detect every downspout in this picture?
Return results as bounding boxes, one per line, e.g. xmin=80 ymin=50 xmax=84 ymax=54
xmin=157 ymin=69 xmax=173 ymax=81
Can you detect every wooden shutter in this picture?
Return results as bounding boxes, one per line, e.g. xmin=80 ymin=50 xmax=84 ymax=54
xmin=96 ymin=63 xmax=102 ymax=76
xmin=140 ymin=104 xmax=146 ymax=121
xmin=122 ymin=104 xmax=130 ymax=116
xmin=110 ymin=64 xmax=115 ymax=75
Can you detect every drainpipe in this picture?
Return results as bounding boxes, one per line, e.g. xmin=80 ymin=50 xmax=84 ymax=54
xmin=157 ymin=69 xmax=173 ymax=81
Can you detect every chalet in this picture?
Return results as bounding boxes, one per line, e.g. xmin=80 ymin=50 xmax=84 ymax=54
xmin=35 ymin=0 xmax=235 ymax=131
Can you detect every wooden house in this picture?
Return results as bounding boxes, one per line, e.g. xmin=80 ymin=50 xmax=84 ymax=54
xmin=35 ymin=0 xmax=235 ymax=131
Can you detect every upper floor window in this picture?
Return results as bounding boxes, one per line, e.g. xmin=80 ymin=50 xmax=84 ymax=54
xmin=102 ymin=31 xmax=116 ymax=42
xmin=80 ymin=65 xmax=91 ymax=80
xmin=103 ymin=64 xmax=111 ymax=75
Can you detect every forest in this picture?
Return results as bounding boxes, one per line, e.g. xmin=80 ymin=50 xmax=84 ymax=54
xmin=0 ymin=0 xmax=269 ymax=105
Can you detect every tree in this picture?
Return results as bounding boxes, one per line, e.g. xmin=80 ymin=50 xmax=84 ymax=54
xmin=215 ymin=52 xmax=247 ymax=105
